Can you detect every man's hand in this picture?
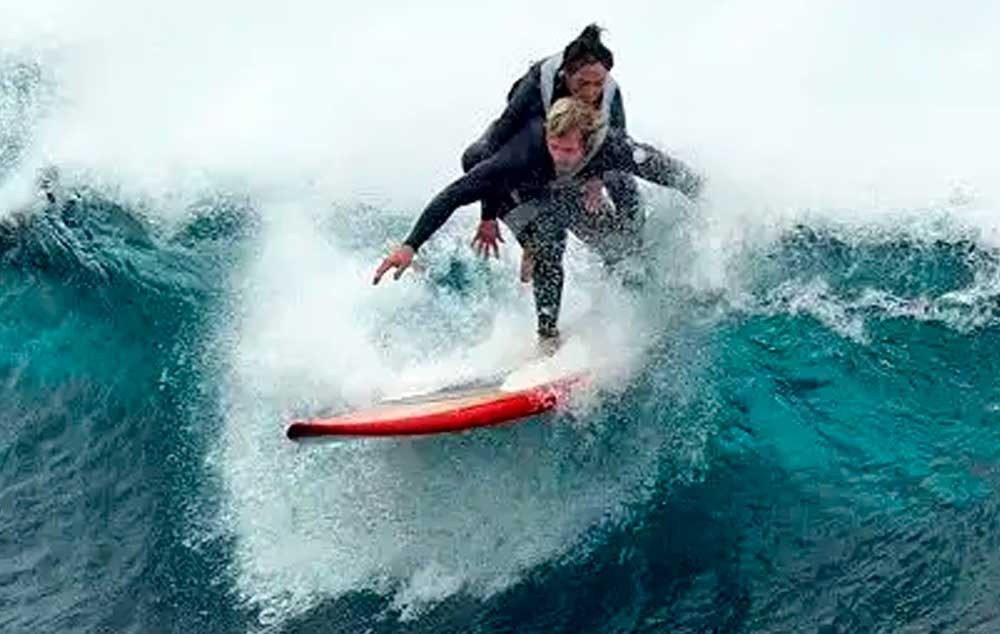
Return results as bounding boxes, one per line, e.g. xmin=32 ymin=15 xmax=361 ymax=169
xmin=471 ymin=219 xmax=504 ymax=259
xmin=373 ymin=245 xmax=416 ymax=285
xmin=582 ymin=177 xmax=605 ymax=214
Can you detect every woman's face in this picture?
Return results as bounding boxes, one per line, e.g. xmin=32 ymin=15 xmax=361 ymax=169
xmin=565 ymin=62 xmax=608 ymax=105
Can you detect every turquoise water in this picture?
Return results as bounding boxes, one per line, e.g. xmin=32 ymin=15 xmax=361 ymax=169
xmin=3 ymin=185 xmax=999 ymax=633
xmin=3 ymin=8 xmax=999 ymax=629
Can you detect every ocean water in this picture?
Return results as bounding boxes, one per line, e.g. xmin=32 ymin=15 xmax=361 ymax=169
xmin=2 ymin=2 xmax=999 ymax=633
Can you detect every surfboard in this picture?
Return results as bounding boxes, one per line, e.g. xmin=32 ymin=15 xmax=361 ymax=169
xmin=286 ymin=370 xmax=588 ymax=440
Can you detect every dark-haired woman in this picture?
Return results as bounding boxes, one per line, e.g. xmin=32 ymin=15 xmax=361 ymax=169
xmin=465 ymin=24 xmax=642 ymax=276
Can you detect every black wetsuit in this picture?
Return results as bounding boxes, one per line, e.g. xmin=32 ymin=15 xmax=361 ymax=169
xmin=403 ymin=118 xmax=701 ymax=338
xmin=461 ymin=57 xmax=640 ymax=223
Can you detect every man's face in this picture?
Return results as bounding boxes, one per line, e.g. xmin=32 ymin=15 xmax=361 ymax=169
xmin=546 ymin=129 xmax=586 ymax=175
xmin=565 ymin=63 xmax=608 ymax=106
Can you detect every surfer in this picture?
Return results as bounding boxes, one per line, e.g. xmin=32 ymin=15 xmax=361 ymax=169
xmin=372 ymin=97 xmax=701 ymax=350
xmin=462 ymin=24 xmax=640 ymax=278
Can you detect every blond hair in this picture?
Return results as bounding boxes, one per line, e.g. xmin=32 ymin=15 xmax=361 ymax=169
xmin=545 ymin=97 xmax=603 ymax=144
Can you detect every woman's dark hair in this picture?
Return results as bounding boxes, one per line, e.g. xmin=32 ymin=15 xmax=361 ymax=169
xmin=561 ymin=24 xmax=614 ymax=74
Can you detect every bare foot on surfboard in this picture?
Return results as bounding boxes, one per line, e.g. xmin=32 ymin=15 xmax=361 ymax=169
xmin=538 ymin=333 xmax=561 ymax=357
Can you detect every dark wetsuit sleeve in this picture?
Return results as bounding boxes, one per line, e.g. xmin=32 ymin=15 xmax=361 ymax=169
xmin=592 ymin=132 xmax=703 ymax=199
xmin=481 ymin=66 xmax=544 ymax=153
xmin=403 ymin=125 xmax=542 ymax=250
xmin=609 ymin=87 xmax=626 ymax=132
xmin=403 ymin=166 xmax=503 ymax=252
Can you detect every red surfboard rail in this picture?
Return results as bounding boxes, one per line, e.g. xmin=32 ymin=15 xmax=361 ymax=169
xmin=286 ymin=373 xmax=588 ymax=439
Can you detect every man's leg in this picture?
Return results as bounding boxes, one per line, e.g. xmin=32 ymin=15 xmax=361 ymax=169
xmin=518 ymin=229 xmax=535 ymax=284
xmin=500 ymin=199 xmax=545 ymax=283
xmin=499 ymin=199 xmax=570 ymax=341
xmin=529 ymin=205 xmax=570 ymax=341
